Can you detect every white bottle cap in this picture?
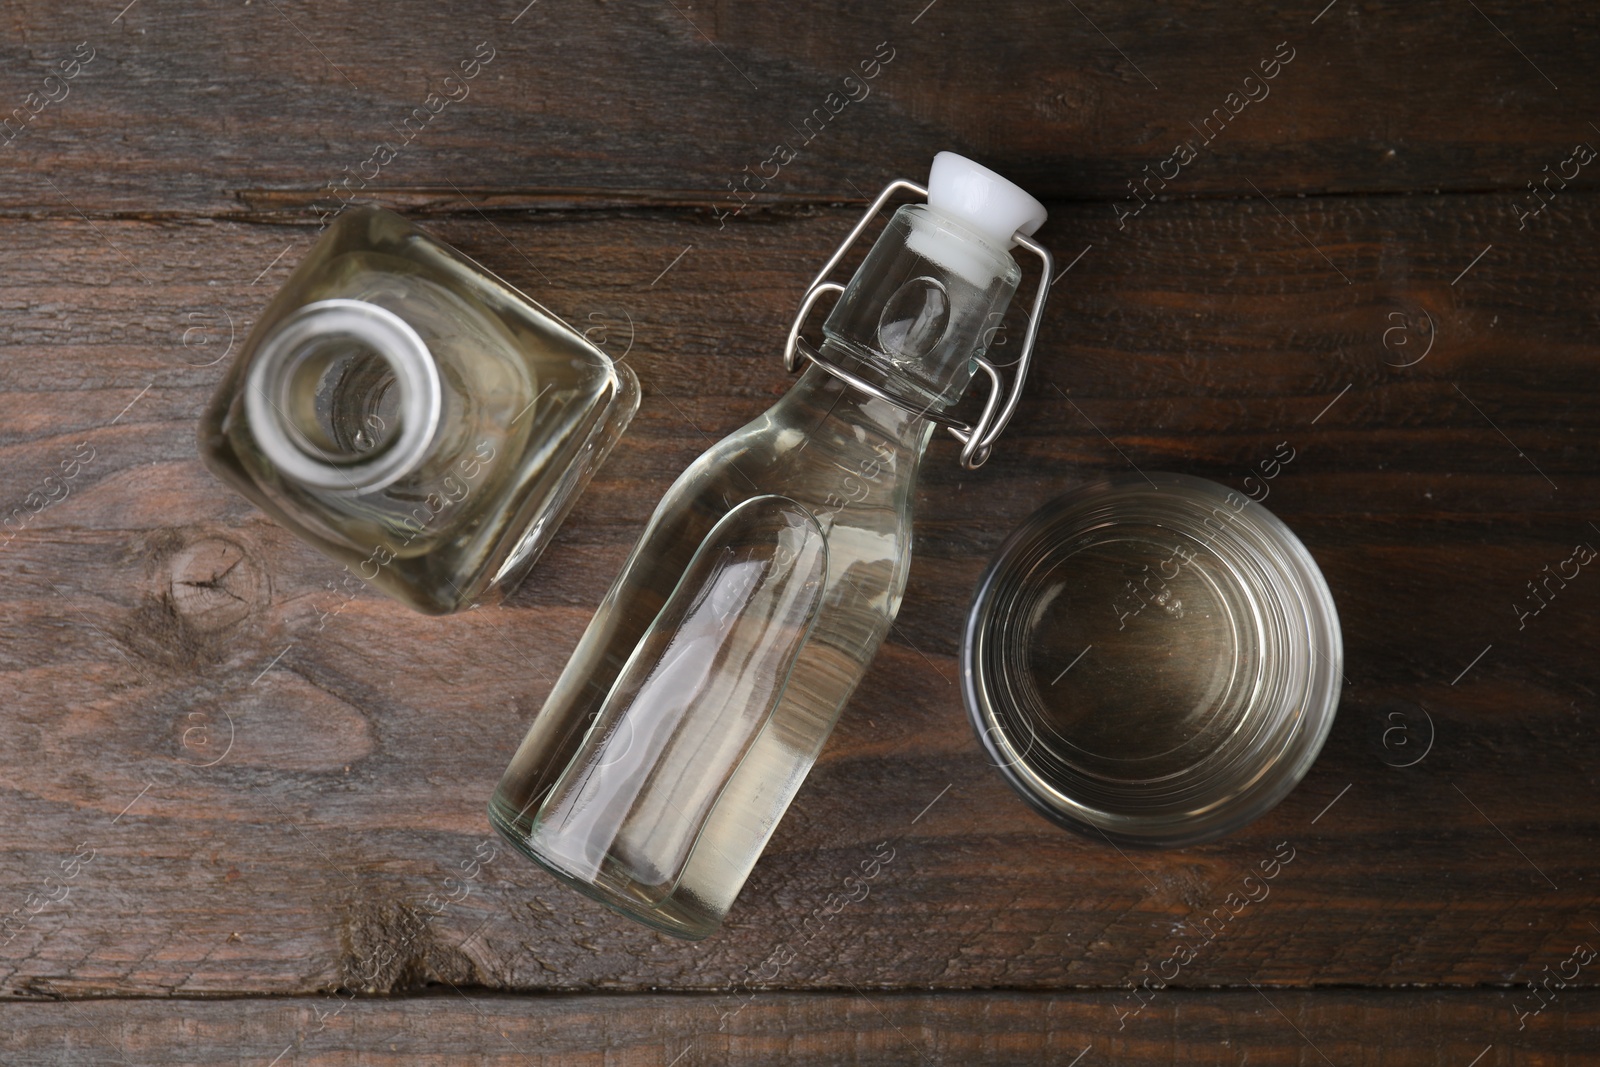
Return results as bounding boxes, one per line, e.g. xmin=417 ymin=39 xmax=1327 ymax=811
xmin=927 ymin=151 xmax=1047 ymax=249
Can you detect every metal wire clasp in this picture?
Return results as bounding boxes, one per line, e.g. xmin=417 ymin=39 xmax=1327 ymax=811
xmin=781 ymin=178 xmax=1053 ymax=469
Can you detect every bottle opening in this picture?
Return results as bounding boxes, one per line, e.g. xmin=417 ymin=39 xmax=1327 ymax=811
xmin=278 ymin=333 xmax=405 ymax=463
xmin=245 ymin=299 xmax=441 ymax=493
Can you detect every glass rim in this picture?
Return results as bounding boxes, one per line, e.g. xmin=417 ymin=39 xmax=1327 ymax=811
xmin=961 ymin=471 xmax=1343 ymax=848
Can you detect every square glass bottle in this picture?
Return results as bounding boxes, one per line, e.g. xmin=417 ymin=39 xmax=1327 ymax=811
xmin=199 ymin=206 xmax=638 ymax=614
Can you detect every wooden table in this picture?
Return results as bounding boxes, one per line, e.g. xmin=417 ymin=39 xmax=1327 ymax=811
xmin=2 ymin=1 xmax=1597 ymax=1063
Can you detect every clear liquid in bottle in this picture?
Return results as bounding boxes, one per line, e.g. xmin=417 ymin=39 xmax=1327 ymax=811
xmin=199 ymin=206 xmax=638 ymax=614
xmin=491 ymin=154 xmax=1050 ymax=937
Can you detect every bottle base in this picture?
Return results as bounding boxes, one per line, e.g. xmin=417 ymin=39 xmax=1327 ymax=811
xmin=486 ymin=792 xmax=722 ymax=941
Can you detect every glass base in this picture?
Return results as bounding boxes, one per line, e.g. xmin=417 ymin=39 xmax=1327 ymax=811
xmin=963 ymin=472 xmax=1342 ymax=847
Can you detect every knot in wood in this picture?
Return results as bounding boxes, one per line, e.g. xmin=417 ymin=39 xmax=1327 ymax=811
xmin=165 ymin=536 xmax=266 ymax=636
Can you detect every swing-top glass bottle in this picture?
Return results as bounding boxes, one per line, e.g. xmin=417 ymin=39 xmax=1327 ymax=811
xmin=491 ymin=153 xmax=1054 ymax=938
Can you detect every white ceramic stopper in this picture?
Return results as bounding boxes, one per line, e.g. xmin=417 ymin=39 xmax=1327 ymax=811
xmin=926 ymin=151 xmax=1047 ymax=249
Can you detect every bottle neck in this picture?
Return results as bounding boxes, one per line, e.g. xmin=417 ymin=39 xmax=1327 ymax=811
xmin=245 ymin=299 xmax=442 ymax=493
xmin=783 ymin=361 xmax=941 ymax=456
xmin=813 ymin=336 xmax=970 ymax=428
xmin=819 ymin=203 xmax=1022 ymax=412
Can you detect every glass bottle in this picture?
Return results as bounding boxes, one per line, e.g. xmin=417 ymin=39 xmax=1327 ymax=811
xmin=199 ymin=206 xmax=638 ymax=614
xmin=490 ymin=153 xmax=1053 ymax=938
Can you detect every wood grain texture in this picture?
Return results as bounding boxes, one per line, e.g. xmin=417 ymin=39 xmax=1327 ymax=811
xmin=1 ymin=1 xmax=1598 ymax=1053
xmin=0 ymin=1 xmax=1594 ymax=216
xmin=0 ymin=194 xmax=1595 ymax=1005
xmin=3 ymin=990 xmax=1598 ymax=1066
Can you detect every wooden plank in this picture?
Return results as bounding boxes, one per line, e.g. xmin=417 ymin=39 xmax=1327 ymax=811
xmin=2 ymin=990 xmax=1597 ymax=1065
xmin=0 ymin=1 xmax=1594 ymax=215
xmin=0 ymin=195 xmax=1597 ymax=998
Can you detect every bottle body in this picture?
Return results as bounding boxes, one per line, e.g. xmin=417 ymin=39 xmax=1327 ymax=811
xmin=199 ymin=206 xmax=638 ymax=614
xmin=490 ymin=368 xmax=930 ymax=937
xmin=492 ymin=199 xmax=1028 ymax=938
